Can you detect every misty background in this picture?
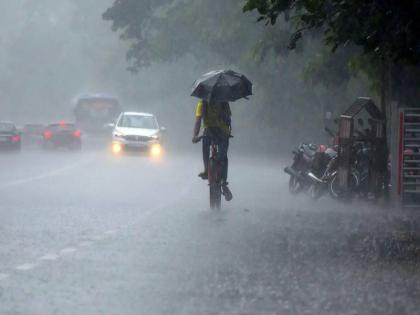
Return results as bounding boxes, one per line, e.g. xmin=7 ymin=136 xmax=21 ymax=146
xmin=0 ymin=0 xmax=373 ymax=153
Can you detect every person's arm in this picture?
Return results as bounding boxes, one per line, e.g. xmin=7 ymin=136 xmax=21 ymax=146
xmin=227 ymin=103 xmax=232 ymax=134
xmin=192 ymin=100 xmax=203 ymax=143
xmin=192 ymin=117 xmax=201 ymax=143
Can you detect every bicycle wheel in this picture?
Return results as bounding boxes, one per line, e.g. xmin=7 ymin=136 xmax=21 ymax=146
xmin=329 ymin=171 xmax=359 ymax=200
xmin=210 ymin=184 xmax=222 ymax=210
xmin=208 ymin=158 xmax=221 ymax=210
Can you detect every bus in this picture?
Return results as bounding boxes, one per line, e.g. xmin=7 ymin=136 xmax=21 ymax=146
xmin=73 ymin=94 xmax=122 ymax=133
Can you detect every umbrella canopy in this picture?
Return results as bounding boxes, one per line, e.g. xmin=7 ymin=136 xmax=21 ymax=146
xmin=191 ymin=70 xmax=252 ymax=102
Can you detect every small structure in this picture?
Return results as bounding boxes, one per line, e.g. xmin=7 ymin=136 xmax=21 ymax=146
xmin=337 ymin=97 xmax=386 ymax=197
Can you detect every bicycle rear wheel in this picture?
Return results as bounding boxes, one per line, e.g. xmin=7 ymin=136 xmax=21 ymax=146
xmin=208 ymin=158 xmax=221 ymax=210
xmin=210 ymin=184 xmax=222 ymax=210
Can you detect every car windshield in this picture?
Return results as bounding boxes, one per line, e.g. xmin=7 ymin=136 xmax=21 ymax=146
xmin=118 ymin=115 xmax=158 ymax=129
xmin=0 ymin=122 xmax=16 ymax=132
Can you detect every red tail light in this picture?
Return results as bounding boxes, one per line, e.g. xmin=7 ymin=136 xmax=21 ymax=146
xmin=43 ymin=130 xmax=53 ymax=140
xmin=11 ymin=134 xmax=21 ymax=142
xmin=73 ymin=130 xmax=81 ymax=138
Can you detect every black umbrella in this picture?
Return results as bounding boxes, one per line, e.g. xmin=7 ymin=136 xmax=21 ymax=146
xmin=191 ymin=70 xmax=252 ymax=102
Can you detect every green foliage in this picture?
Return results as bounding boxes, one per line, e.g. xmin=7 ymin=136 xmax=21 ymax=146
xmin=103 ymin=0 xmax=264 ymax=70
xmin=243 ymin=0 xmax=420 ymax=66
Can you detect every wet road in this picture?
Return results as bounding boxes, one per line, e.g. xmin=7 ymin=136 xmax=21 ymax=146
xmin=0 ymin=148 xmax=419 ymax=315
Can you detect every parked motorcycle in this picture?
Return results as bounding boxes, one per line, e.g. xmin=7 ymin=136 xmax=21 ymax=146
xmin=300 ymin=126 xmax=340 ymax=200
xmin=284 ymin=143 xmax=318 ymax=194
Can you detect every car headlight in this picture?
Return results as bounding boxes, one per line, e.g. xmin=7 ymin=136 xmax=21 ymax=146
xmin=150 ymin=143 xmax=162 ymax=158
xmin=112 ymin=142 xmax=123 ymax=154
xmin=151 ymin=135 xmax=159 ymax=140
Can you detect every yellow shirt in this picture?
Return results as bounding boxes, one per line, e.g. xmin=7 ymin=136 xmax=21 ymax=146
xmin=195 ymin=100 xmax=231 ymax=135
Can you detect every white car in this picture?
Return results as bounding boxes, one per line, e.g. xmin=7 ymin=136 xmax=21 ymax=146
xmin=111 ymin=112 xmax=165 ymax=156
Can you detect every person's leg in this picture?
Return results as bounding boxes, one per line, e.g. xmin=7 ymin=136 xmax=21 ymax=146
xmin=218 ymin=134 xmax=232 ymax=200
xmin=199 ymin=136 xmax=210 ymax=179
xmin=218 ymin=134 xmax=229 ymax=183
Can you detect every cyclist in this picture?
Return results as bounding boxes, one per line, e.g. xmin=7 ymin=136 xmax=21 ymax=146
xmin=192 ymin=99 xmax=233 ymax=201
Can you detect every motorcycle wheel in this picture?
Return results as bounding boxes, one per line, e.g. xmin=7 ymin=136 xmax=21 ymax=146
xmin=310 ymin=183 xmax=325 ymax=200
xmin=289 ymin=175 xmax=304 ymax=194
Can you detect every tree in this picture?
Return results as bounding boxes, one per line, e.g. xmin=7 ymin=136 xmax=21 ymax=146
xmin=103 ymin=0 xmax=266 ymax=70
xmin=244 ymin=0 xmax=420 ymax=149
xmin=243 ymin=0 xmax=420 ymax=66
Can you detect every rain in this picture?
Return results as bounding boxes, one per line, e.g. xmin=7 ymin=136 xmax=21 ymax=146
xmin=0 ymin=1 xmax=419 ymax=314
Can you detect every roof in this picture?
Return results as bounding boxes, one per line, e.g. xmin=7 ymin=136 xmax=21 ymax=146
xmin=48 ymin=122 xmax=75 ymax=125
xmin=341 ymin=97 xmax=384 ymax=120
xmin=122 ymin=112 xmax=154 ymax=117
xmin=77 ymin=93 xmax=118 ymax=101
xmin=74 ymin=94 xmax=120 ymax=107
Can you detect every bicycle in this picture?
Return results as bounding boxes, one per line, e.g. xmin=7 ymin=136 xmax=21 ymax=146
xmin=197 ymin=135 xmax=231 ymax=210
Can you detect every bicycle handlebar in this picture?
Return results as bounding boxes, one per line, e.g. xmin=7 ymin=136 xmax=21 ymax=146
xmin=194 ymin=134 xmax=233 ymax=143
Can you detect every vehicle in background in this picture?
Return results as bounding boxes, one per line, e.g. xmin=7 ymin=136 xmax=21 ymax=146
xmin=74 ymin=94 xmax=122 ymax=134
xmin=111 ymin=112 xmax=165 ymax=157
xmin=0 ymin=121 xmax=21 ymax=152
xmin=22 ymin=123 xmax=45 ymax=147
xmin=284 ymin=143 xmax=318 ymax=194
xmin=42 ymin=122 xmax=82 ymax=150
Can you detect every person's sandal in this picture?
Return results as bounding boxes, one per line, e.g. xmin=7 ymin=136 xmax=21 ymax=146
xmin=222 ymin=183 xmax=233 ymax=201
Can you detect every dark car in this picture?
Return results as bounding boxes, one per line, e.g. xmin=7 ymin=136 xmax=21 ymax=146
xmin=42 ymin=122 xmax=82 ymax=150
xmin=0 ymin=121 xmax=21 ymax=151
